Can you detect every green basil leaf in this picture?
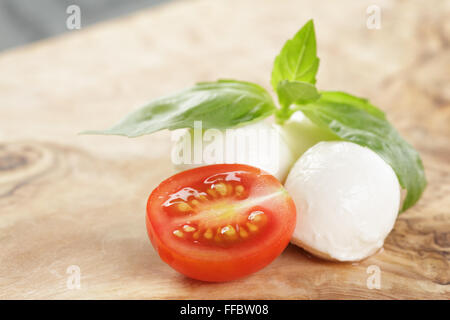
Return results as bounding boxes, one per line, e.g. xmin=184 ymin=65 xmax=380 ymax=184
xmin=276 ymin=80 xmax=321 ymax=122
xmin=83 ymin=80 xmax=276 ymax=137
xmin=271 ymin=20 xmax=320 ymax=92
xmin=294 ymin=91 xmax=426 ymax=212
xmin=317 ymin=91 xmax=386 ymax=120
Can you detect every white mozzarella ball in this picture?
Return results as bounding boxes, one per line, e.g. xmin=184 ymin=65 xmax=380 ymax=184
xmin=285 ymin=141 xmax=400 ymax=261
xmin=172 ymin=121 xmax=295 ymax=182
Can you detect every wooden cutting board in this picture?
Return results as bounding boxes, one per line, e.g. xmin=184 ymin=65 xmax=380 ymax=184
xmin=0 ymin=0 xmax=448 ymax=299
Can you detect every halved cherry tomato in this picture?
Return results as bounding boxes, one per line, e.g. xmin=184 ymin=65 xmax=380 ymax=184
xmin=146 ymin=164 xmax=296 ymax=282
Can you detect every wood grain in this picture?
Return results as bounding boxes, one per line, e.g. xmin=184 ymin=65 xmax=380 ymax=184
xmin=0 ymin=0 xmax=449 ymax=299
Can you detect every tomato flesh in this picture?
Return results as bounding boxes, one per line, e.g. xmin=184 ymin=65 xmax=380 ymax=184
xmin=146 ymin=164 xmax=296 ymax=282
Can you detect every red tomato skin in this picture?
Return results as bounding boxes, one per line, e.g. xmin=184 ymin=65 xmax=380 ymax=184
xmin=145 ymin=164 xmax=297 ymax=282
xmin=146 ymin=214 xmax=295 ymax=282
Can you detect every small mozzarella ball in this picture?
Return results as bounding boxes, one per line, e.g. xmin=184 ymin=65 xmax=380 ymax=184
xmin=285 ymin=141 xmax=400 ymax=261
xmin=278 ymin=111 xmax=336 ymax=160
xmin=172 ymin=121 xmax=295 ymax=182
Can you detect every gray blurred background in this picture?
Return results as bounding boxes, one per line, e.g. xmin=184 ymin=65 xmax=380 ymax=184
xmin=0 ymin=0 xmax=172 ymax=52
